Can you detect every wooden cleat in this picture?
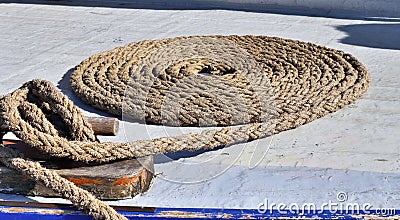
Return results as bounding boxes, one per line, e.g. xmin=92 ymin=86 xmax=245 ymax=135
xmin=0 ymin=139 xmax=154 ymax=200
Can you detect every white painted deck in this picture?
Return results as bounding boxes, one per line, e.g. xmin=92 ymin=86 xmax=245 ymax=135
xmin=0 ymin=1 xmax=399 ymax=212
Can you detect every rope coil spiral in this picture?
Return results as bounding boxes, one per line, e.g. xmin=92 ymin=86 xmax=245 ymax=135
xmin=0 ymin=35 xmax=369 ymax=219
xmin=71 ymin=35 xmax=369 ymax=130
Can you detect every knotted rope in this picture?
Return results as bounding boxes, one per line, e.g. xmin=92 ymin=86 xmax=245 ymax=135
xmin=0 ymin=35 xmax=369 ymax=220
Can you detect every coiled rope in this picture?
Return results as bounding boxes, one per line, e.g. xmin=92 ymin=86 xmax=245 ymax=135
xmin=0 ymin=35 xmax=369 ymax=219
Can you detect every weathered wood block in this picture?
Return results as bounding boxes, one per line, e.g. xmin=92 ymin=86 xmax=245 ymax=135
xmin=0 ymin=140 xmax=154 ymax=200
xmin=85 ymin=117 xmax=119 ymax=136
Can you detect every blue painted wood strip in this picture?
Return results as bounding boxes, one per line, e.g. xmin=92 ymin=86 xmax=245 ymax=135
xmin=0 ymin=205 xmax=399 ymax=219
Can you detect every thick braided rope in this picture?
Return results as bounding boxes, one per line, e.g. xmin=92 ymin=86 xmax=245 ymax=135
xmin=0 ymin=35 xmax=370 ymax=220
xmin=0 ymin=35 xmax=370 ymax=164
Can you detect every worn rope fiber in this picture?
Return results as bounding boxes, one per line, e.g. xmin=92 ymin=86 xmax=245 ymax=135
xmin=0 ymin=35 xmax=369 ymax=220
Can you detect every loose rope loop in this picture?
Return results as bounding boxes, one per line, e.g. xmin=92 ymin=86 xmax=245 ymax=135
xmin=0 ymin=80 xmax=128 ymax=219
